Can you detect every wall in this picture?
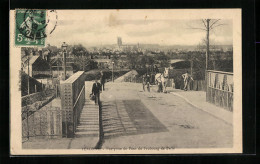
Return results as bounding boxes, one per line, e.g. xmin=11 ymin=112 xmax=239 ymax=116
xmin=22 ymin=89 xmax=55 ymax=107
xmin=60 ymin=71 xmax=86 ymax=137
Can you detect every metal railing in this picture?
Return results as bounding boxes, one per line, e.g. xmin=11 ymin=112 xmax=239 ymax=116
xmin=72 ymin=85 xmax=85 ymax=135
xmin=206 ymin=70 xmax=233 ymax=111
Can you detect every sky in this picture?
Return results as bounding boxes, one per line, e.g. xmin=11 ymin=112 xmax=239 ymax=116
xmin=46 ymin=10 xmax=233 ymax=47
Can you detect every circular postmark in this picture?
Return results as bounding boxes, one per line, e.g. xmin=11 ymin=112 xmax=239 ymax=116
xmin=16 ymin=9 xmax=58 ymax=40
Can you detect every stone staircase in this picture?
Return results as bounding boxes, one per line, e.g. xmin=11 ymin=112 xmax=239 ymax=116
xmin=75 ymin=99 xmax=99 ymax=138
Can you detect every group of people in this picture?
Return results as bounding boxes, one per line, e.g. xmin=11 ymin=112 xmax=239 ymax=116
xmin=92 ymin=69 xmax=194 ymax=104
xmin=143 ymin=72 xmax=165 ymax=93
xmin=142 ymin=70 xmax=194 ymax=93
xmin=91 ymin=71 xmax=106 ymax=105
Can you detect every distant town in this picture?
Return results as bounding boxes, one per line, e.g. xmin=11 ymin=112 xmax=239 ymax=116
xmin=21 ymin=37 xmax=233 ymax=81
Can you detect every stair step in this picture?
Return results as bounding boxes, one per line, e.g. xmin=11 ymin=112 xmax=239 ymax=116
xmin=79 ymin=119 xmax=98 ymax=122
xmin=77 ymin=126 xmax=99 ymax=129
xmin=79 ymin=121 xmax=98 ymax=124
xmin=75 ymin=131 xmax=98 ymax=134
xmin=77 ymin=125 xmax=99 ymax=128
xmin=73 ymin=97 xmax=101 ymax=138
xmin=77 ymin=124 xmax=99 ymax=127
xmin=80 ymin=118 xmax=98 ymax=120
xmin=80 ymin=117 xmax=98 ymax=120
xmin=78 ymin=124 xmax=99 ymax=126
xmin=76 ymin=129 xmax=99 ymax=133
xmin=75 ymin=133 xmax=99 ymax=138
xmin=80 ymin=117 xmax=98 ymax=119
xmin=78 ymin=123 xmax=99 ymax=126
xmin=80 ymin=113 xmax=98 ymax=117
xmin=80 ymin=114 xmax=98 ymax=116
xmin=80 ymin=115 xmax=98 ymax=117
xmin=79 ymin=119 xmax=98 ymax=121
xmin=81 ymin=109 xmax=98 ymax=111
xmin=79 ymin=120 xmax=98 ymax=123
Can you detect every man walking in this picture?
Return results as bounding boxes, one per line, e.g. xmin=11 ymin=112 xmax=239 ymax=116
xmin=182 ymin=71 xmax=194 ymax=91
xmin=100 ymin=71 xmax=105 ymax=91
xmin=92 ymin=79 xmax=102 ymax=104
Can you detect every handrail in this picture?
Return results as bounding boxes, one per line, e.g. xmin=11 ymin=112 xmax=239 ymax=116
xmin=73 ymin=85 xmax=85 ymax=109
xmin=207 ymin=70 xmax=233 ymax=75
xmin=208 ymin=86 xmax=233 ymax=93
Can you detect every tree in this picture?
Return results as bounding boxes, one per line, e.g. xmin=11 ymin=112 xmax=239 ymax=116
xmin=112 ymin=54 xmax=120 ymax=68
xmin=189 ymin=19 xmax=226 ymax=99
xmin=86 ymin=60 xmax=98 ymax=70
xmin=69 ymin=44 xmax=89 ymax=71
xmin=138 ymin=55 xmax=155 ymax=69
xmin=189 ymin=19 xmax=226 ymax=70
xmin=70 ymin=44 xmax=87 ymax=57
xmin=126 ymin=52 xmax=139 ymax=69
xmin=155 ymin=52 xmax=170 ymax=68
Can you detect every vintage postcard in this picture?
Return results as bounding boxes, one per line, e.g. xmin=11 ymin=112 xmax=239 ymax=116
xmin=10 ymin=9 xmax=242 ymax=155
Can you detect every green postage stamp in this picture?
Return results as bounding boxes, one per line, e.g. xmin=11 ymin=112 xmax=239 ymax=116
xmin=15 ymin=9 xmax=46 ymax=46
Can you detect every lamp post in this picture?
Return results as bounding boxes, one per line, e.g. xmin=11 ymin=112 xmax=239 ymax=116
xmin=61 ymin=42 xmax=68 ymax=81
xmin=112 ymin=61 xmax=114 ymax=82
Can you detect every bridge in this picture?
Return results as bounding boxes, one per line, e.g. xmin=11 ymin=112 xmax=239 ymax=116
xmin=22 ymin=70 xmax=233 ymax=149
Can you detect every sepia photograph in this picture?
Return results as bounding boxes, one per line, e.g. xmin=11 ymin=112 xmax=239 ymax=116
xmin=10 ymin=9 xmax=242 ymax=154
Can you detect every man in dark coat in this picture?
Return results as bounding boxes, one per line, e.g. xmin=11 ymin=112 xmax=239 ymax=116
xmin=92 ymin=79 xmax=102 ymax=104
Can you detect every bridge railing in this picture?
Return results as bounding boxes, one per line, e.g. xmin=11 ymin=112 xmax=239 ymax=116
xmin=60 ymin=71 xmax=86 ymax=137
xmin=206 ymin=70 xmax=233 ymax=111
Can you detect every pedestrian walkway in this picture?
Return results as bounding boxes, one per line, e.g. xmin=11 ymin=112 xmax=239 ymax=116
xmin=170 ymin=90 xmax=233 ymax=125
xmin=69 ymin=98 xmax=99 ymax=149
xmin=75 ymin=99 xmax=99 ymax=138
xmin=68 ymin=81 xmax=100 ymax=149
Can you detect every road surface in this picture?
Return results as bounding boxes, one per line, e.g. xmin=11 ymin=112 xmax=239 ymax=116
xmin=100 ymin=82 xmax=233 ymax=149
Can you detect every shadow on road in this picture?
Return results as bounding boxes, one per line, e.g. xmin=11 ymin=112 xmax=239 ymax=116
xmin=101 ymin=99 xmax=168 ymax=139
xmin=124 ymin=100 xmax=168 ymax=133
